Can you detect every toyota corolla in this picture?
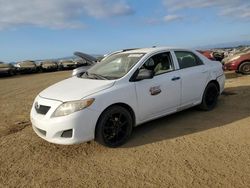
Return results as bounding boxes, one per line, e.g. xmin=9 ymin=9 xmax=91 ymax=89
xmin=30 ymin=47 xmax=225 ymax=147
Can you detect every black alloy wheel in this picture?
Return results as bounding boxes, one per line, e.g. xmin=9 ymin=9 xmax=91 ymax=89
xmin=95 ymin=106 xmax=133 ymax=147
xmin=199 ymin=83 xmax=219 ymax=111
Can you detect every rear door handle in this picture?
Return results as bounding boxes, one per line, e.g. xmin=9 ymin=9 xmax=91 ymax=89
xmin=171 ymin=76 xmax=180 ymax=81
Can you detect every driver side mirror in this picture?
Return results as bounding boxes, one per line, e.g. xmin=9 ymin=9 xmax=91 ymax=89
xmin=135 ymin=69 xmax=154 ymax=81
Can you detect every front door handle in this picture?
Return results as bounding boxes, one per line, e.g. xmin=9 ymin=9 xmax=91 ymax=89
xmin=171 ymin=76 xmax=180 ymax=81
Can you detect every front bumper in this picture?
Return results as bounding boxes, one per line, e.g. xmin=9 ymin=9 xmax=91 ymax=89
xmin=217 ymin=74 xmax=225 ymax=94
xmin=30 ymin=96 xmax=100 ymax=145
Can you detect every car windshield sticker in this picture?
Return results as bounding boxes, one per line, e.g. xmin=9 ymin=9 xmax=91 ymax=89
xmin=128 ymin=54 xmax=143 ymax=58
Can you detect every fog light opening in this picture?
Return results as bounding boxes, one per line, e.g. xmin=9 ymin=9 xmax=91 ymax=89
xmin=35 ymin=127 xmax=46 ymax=136
xmin=61 ymin=129 xmax=73 ymax=138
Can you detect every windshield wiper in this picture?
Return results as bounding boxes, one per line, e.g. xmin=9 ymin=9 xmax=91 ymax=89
xmin=83 ymin=71 xmax=108 ymax=80
xmin=90 ymin=73 xmax=108 ymax=80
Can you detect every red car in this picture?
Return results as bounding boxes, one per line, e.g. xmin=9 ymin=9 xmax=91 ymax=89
xmin=223 ymin=52 xmax=250 ymax=75
xmin=197 ymin=50 xmax=215 ymax=61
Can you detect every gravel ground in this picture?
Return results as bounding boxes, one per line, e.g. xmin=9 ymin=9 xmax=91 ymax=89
xmin=0 ymin=71 xmax=250 ymax=187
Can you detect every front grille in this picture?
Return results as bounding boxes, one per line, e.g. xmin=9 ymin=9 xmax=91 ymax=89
xmin=35 ymin=103 xmax=51 ymax=115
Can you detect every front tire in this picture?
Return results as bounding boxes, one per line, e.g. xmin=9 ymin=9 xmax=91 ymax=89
xmin=239 ymin=62 xmax=250 ymax=75
xmin=199 ymin=82 xmax=219 ymax=111
xmin=95 ymin=106 xmax=133 ymax=147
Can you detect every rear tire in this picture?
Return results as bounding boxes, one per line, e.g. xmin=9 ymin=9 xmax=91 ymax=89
xmin=239 ymin=62 xmax=250 ymax=75
xmin=199 ymin=82 xmax=219 ymax=111
xmin=95 ymin=105 xmax=133 ymax=148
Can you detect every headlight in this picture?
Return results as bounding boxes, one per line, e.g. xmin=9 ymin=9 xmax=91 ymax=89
xmin=52 ymin=98 xmax=95 ymax=117
xmin=229 ymin=55 xmax=240 ymax=61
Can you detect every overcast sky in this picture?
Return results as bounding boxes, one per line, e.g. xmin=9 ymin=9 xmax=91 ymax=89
xmin=0 ymin=0 xmax=250 ymax=62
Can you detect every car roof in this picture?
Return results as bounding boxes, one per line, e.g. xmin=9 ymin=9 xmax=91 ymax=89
xmin=121 ymin=47 xmax=192 ymax=54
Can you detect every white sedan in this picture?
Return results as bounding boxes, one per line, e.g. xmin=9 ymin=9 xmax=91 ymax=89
xmin=30 ymin=47 xmax=225 ymax=147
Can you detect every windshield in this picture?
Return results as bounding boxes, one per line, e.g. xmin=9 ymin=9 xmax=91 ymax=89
xmin=82 ymin=53 xmax=144 ymax=80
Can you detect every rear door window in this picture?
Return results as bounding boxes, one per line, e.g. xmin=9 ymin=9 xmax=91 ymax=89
xmin=175 ymin=51 xmax=203 ymax=69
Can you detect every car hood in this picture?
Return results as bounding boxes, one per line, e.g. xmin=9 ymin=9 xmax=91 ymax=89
xmin=224 ymin=51 xmax=250 ymax=63
xmin=39 ymin=77 xmax=115 ymax=102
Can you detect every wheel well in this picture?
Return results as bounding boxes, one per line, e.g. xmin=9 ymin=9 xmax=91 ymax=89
xmin=208 ymin=80 xmax=220 ymax=93
xmin=110 ymin=103 xmax=135 ymax=124
xmin=94 ymin=103 xmax=136 ymax=137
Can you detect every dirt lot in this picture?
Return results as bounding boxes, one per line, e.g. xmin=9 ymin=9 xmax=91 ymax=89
xmin=0 ymin=71 xmax=250 ymax=187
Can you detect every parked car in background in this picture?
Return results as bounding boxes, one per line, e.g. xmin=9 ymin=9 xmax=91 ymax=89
xmin=72 ymin=65 xmax=93 ymax=77
xmin=0 ymin=62 xmax=16 ymax=76
xmin=34 ymin=61 xmax=42 ymax=70
xmin=58 ymin=60 xmax=77 ymax=70
xmin=15 ymin=60 xmax=38 ymax=73
xmin=197 ymin=50 xmax=225 ymax=62
xmin=72 ymin=52 xmax=99 ymax=76
xmin=73 ymin=58 xmax=86 ymax=67
xmin=197 ymin=50 xmax=215 ymax=61
xmin=31 ymin=47 xmax=225 ymax=147
xmin=223 ymin=52 xmax=250 ymax=75
xmin=222 ymin=48 xmax=250 ymax=65
xmin=212 ymin=51 xmax=224 ymax=62
xmin=40 ymin=61 xmax=58 ymax=72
